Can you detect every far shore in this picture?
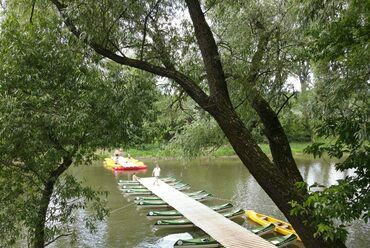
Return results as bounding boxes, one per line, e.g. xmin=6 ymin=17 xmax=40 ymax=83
xmin=96 ymin=142 xmax=322 ymax=160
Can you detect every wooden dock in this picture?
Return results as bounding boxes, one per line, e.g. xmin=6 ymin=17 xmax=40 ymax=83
xmin=138 ymin=177 xmax=275 ymax=248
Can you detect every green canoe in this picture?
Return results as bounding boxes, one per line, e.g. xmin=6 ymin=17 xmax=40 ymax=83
xmin=123 ymin=189 xmax=154 ymax=196
xmin=173 ymin=223 xmax=275 ymax=248
xmin=135 ymin=190 xmax=207 ymax=202
xmin=174 ymin=236 xmax=219 ymax=248
xmin=137 ymin=193 xmax=212 ymax=208
xmin=122 ymin=183 xmax=191 ymax=196
xmin=121 ymin=181 xmax=182 ymax=189
xmin=268 ymin=234 xmax=297 ymax=247
xmin=146 ymin=203 xmax=233 ymax=220
xmin=173 ymin=225 xmax=295 ymax=248
xmin=154 ymin=209 xmax=245 ymax=229
xmin=118 ymin=177 xmax=176 ymax=185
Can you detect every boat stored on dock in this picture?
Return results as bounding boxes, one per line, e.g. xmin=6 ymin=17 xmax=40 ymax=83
xmin=146 ymin=203 xmax=233 ymax=220
xmin=246 ymin=210 xmax=301 ymax=241
xmin=154 ymin=209 xmax=245 ymax=229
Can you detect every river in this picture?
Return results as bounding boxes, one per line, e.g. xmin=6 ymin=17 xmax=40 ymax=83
xmin=54 ymin=156 xmax=369 ymax=248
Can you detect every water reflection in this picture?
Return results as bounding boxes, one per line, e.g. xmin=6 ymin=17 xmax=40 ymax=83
xmin=52 ymin=156 xmax=368 ymax=248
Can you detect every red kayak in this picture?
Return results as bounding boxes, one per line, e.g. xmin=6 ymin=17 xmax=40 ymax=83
xmin=112 ymin=165 xmax=147 ymax=171
xmin=105 ymin=158 xmax=147 ymax=171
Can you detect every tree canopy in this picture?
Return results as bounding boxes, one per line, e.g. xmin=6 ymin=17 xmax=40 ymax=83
xmin=0 ymin=5 xmax=157 ymax=247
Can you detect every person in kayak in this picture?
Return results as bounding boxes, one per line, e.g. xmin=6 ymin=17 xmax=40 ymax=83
xmin=113 ymin=148 xmax=123 ymax=157
xmin=152 ymin=163 xmax=161 ymax=186
xmin=113 ymin=149 xmax=123 ymax=164
xmin=113 ymin=153 xmax=119 ymax=165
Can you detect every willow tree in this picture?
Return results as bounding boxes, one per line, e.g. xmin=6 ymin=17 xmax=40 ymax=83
xmin=45 ymin=0 xmax=347 ymax=247
xmin=0 ymin=6 xmax=156 ymax=247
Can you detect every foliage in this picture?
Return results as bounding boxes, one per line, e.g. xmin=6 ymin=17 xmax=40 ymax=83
xmin=290 ymin=0 xmax=370 ymax=242
xmin=279 ymin=91 xmax=315 ymax=142
xmin=142 ymin=94 xmax=196 ymax=144
xmin=0 ymin=8 xmax=156 ymax=247
xmin=139 ymin=0 xmax=313 ymax=150
xmin=168 ymin=118 xmax=225 ymax=158
xmin=211 ymin=0 xmax=304 ymax=110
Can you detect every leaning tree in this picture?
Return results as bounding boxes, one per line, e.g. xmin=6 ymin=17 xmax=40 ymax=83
xmin=44 ymin=0 xmax=352 ymax=247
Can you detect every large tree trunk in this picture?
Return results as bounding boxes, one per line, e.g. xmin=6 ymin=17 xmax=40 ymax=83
xmin=32 ymin=181 xmax=55 ymax=248
xmin=207 ymin=101 xmax=346 ymax=248
xmin=31 ymin=157 xmax=73 ymax=248
xmin=185 ymin=1 xmax=345 ymax=246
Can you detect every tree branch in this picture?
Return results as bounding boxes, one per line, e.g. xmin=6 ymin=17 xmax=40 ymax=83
xmin=30 ymin=0 xmax=36 ymax=24
xmin=276 ymin=92 xmax=296 ymax=116
xmin=245 ymin=29 xmax=271 ymax=86
xmin=1 ymin=159 xmax=47 ymax=185
xmin=140 ymin=0 xmax=161 ymax=60
xmin=203 ymin=0 xmax=218 ymax=14
xmin=51 ymin=0 xmax=212 ymax=110
xmin=241 ymin=22 xmax=302 ymax=182
xmin=234 ymin=95 xmax=249 ymax=110
xmin=147 ymin=15 xmax=175 ymax=70
xmin=45 ymin=233 xmax=73 ymax=247
xmin=104 ymin=7 xmax=129 ymax=47
xmin=185 ymin=0 xmax=229 ymax=99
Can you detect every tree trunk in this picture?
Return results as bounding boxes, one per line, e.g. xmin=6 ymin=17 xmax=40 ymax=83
xmin=207 ymin=101 xmax=346 ymax=248
xmin=32 ymin=181 xmax=55 ymax=248
xmin=31 ymin=157 xmax=73 ymax=248
xmin=184 ymin=1 xmax=345 ymax=246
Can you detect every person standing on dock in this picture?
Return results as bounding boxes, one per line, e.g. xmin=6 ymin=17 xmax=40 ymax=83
xmin=132 ymin=173 xmax=139 ymax=182
xmin=152 ymin=163 xmax=161 ymax=186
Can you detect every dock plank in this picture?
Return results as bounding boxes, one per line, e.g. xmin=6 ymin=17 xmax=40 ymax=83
xmin=138 ymin=177 xmax=275 ymax=248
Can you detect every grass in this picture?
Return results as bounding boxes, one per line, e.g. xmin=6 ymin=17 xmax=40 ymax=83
xmin=97 ymin=144 xmax=177 ymax=159
xmin=213 ymin=142 xmax=311 ymax=157
xmin=98 ymin=142 xmax=312 ymax=159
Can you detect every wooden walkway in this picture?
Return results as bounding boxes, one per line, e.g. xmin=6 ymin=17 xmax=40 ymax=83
xmin=138 ymin=177 xmax=275 ymax=248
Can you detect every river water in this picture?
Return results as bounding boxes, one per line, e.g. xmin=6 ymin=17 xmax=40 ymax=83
xmin=55 ymin=156 xmax=368 ymax=248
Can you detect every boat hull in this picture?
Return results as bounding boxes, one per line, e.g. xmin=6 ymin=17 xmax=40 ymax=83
xmin=122 ymin=185 xmax=190 ymax=196
xmin=174 ymin=243 xmax=220 ymax=248
xmin=173 ymin=224 xmax=287 ymax=248
xmin=136 ymin=190 xmax=207 ymax=202
xmin=104 ymin=158 xmax=147 ymax=171
xmin=146 ymin=203 xmax=232 ymax=220
xmin=246 ymin=210 xmax=301 ymax=241
xmin=137 ymin=194 xmax=211 ymax=209
xmin=113 ymin=166 xmax=147 ymax=171
xmin=122 ymin=181 xmax=181 ymax=189
xmin=118 ymin=177 xmax=176 ymax=185
xmin=154 ymin=209 xmax=244 ymax=229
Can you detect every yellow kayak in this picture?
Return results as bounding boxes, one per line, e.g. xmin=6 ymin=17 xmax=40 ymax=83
xmin=104 ymin=158 xmax=147 ymax=171
xmin=246 ymin=210 xmax=301 ymax=241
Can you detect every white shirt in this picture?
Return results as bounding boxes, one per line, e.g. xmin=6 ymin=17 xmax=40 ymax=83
xmin=153 ymin=167 xmax=161 ymax=177
xmin=118 ymin=156 xmax=127 ymax=165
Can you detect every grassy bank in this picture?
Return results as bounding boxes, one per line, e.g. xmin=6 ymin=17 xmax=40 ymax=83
xmin=213 ymin=142 xmax=311 ymax=157
xmin=99 ymin=142 xmax=312 ymax=159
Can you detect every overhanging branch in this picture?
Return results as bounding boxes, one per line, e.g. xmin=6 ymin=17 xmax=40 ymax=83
xmin=140 ymin=0 xmax=162 ymax=60
xmin=185 ymin=0 xmax=229 ymax=99
xmin=276 ymin=92 xmax=296 ymax=116
xmin=30 ymin=0 xmax=36 ymax=23
xmin=45 ymin=233 xmax=73 ymax=247
xmin=51 ymin=0 xmax=211 ymax=110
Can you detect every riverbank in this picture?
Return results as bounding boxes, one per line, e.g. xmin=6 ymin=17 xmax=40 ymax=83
xmin=98 ymin=142 xmax=312 ymax=159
